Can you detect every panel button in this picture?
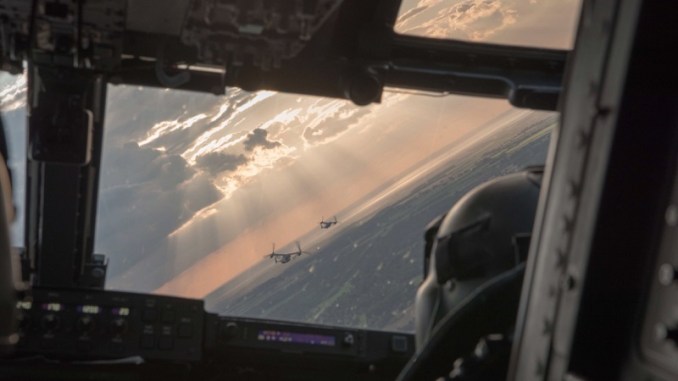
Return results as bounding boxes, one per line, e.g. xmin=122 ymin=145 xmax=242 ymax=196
xmin=140 ymin=334 xmax=155 ymax=349
xmin=110 ymin=318 xmax=128 ymax=336
xmin=160 ymin=325 xmax=173 ymax=336
xmin=76 ymin=316 xmax=96 ymax=335
xmin=158 ymin=336 xmax=174 ymax=350
xmin=162 ymin=310 xmax=176 ymax=323
xmin=342 ymin=333 xmax=355 ymax=347
xmin=218 ymin=321 xmax=238 ymax=341
xmin=178 ymin=323 xmax=192 ymax=338
xmin=391 ymin=335 xmax=409 ymax=353
xmin=142 ymin=308 xmax=158 ymax=323
xmin=41 ymin=314 xmax=60 ymax=332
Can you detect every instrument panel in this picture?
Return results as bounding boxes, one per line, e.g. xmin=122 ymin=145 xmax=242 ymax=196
xmin=204 ymin=314 xmax=414 ymax=381
xmin=207 ymin=315 xmax=365 ymax=356
xmin=15 ymin=288 xmax=204 ymax=362
xmin=9 ymin=287 xmax=413 ymax=381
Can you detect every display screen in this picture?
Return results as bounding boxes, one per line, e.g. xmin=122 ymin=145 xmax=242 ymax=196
xmin=257 ymin=330 xmax=336 ymax=347
xmin=41 ymin=303 xmax=63 ymax=312
xmin=77 ymin=304 xmax=101 ymax=314
xmin=110 ymin=307 xmax=130 ymax=316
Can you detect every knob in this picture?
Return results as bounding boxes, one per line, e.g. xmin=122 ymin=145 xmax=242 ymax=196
xmin=218 ymin=322 xmax=238 ymax=341
xmin=342 ymin=333 xmax=355 ymax=347
xmin=41 ymin=314 xmax=60 ymax=332
xmin=658 ymin=264 xmax=678 ymax=286
xmin=76 ymin=316 xmax=96 ymax=335
xmin=110 ymin=318 xmax=127 ymax=336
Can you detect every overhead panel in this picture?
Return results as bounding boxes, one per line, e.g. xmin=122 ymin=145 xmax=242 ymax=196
xmin=126 ymin=0 xmax=192 ymax=36
xmin=180 ymin=0 xmax=345 ymax=69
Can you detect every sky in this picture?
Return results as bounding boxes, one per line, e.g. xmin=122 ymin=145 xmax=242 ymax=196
xmin=151 ymin=95 xmax=515 ymax=297
xmin=0 ymin=0 xmax=581 ymax=305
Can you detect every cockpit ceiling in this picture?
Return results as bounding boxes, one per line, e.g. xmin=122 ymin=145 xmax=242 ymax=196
xmin=126 ymin=0 xmax=192 ymax=36
xmin=0 ymin=0 xmax=346 ymax=72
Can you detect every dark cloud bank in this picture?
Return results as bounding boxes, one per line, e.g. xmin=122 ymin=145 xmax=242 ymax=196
xmin=96 ymin=142 xmax=222 ymax=278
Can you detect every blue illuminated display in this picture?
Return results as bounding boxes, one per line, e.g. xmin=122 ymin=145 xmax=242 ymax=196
xmin=110 ymin=307 xmax=131 ymax=316
xmin=76 ymin=305 xmax=101 ymax=314
xmin=257 ymin=330 xmax=336 ymax=347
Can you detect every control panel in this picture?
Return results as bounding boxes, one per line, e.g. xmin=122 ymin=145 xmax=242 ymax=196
xmin=15 ymin=288 xmax=204 ymax=362
xmin=203 ymin=315 xmax=414 ymax=380
xmin=5 ymin=289 xmax=413 ymax=380
xmin=208 ymin=315 xmax=366 ymax=357
xmin=181 ymin=0 xmax=344 ymax=70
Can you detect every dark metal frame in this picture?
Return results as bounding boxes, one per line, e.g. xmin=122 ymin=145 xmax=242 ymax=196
xmin=510 ymin=0 xmax=678 ymax=379
xmin=25 ymin=65 xmax=107 ymax=288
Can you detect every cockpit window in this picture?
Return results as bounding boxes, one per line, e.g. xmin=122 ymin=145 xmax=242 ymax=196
xmin=395 ymin=0 xmax=582 ymax=50
xmin=0 ymin=72 xmax=26 ymax=246
xmin=94 ymin=84 xmax=556 ymax=332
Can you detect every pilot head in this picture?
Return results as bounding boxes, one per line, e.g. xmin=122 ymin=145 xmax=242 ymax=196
xmin=415 ymin=167 xmax=543 ymax=350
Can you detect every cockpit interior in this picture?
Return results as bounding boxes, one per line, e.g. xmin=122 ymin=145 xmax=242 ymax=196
xmin=1 ymin=1 xmax=677 ymax=380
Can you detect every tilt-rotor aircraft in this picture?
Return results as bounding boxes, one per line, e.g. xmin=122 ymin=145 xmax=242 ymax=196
xmin=319 ymin=216 xmax=338 ymax=229
xmin=1 ymin=1 xmax=677 ymax=381
xmin=264 ymin=243 xmax=309 ymax=264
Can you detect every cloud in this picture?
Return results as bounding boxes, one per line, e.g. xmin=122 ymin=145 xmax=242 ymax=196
xmin=397 ymin=6 xmax=430 ymax=26
xmin=397 ymin=0 xmax=518 ymax=41
xmin=181 ymin=91 xmax=279 ymax=163
xmin=0 ymin=73 xmax=26 ymax=113
xmin=96 ymin=142 xmax=223 ymax=278
xmin=196 ymin=151 xmax=249 ymax=176
xmin=303 ymin=122 xmax=351 ymax=146
xmin=243 ymin=128 xmax=281 ymax=151
xmin=1 ymin=108 xmax=26 ymax=246
xmin=99 ymin=173 xmax=223 ymax=278
xmin=300 ymin=100 xmax=371 ymax=146
xmin=138 ymin=113 xmax=209 ymax=147
xmin=100 ymin=142 xmax=194 ymax=188
xmin=434 ymin=0 xmax=517 ymax=41
xmin=414 ymin=0 xmax=442 ymax=7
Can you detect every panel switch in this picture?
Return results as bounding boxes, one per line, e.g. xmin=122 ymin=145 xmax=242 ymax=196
xmin=391 ymin=335 xmax=409 ymax=353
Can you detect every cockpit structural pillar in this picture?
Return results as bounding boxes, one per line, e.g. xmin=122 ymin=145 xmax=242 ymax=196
xmin=25 ymin=65 xmax=108 ymax=289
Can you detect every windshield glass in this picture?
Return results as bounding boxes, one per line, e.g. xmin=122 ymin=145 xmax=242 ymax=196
xmin=396 ymin=0 xmax=582 ymax=49
xmin=0 ymin=73 xmax=26 ymax=246
xmin=94 ymin=88 xmax=555 ymax=332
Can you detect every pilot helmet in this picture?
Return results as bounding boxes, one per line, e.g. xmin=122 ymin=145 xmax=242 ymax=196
xmin=415 ymin=167 xmax=543 ymax=350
